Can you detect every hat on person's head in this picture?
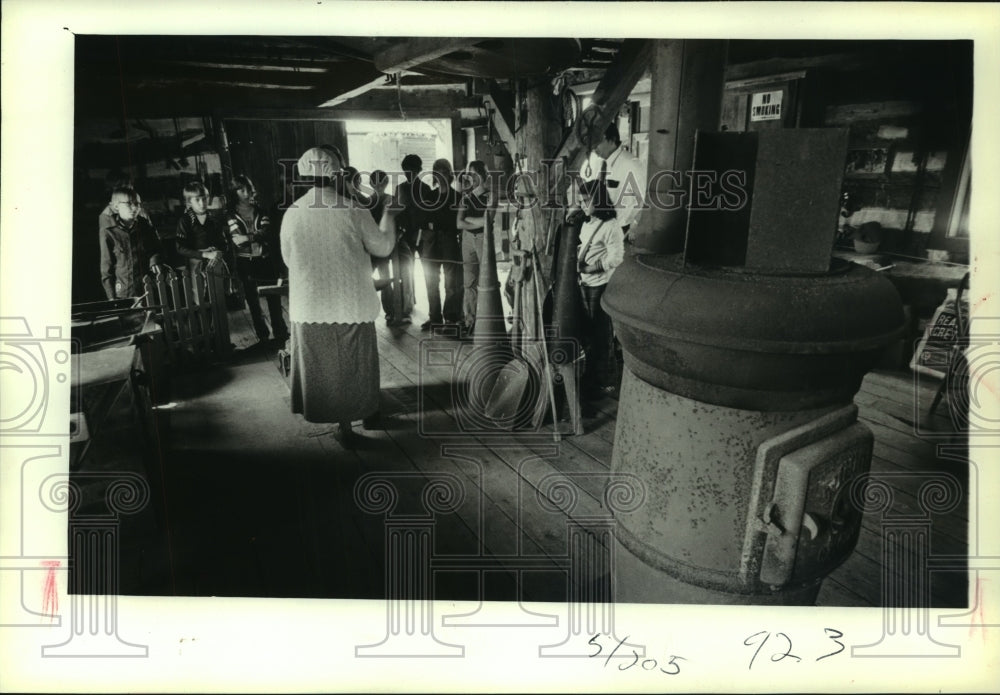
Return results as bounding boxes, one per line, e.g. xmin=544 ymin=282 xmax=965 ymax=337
xmin=297 ymin=147 xmax=341 ymax=178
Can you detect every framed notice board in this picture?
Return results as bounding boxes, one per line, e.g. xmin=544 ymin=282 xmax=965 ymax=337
xmin=720 ymin=70 xmax=808 ymax=132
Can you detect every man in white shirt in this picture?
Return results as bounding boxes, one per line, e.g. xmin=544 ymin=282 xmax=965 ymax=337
xmin=583 ymin=122 xmax=646 ymax=237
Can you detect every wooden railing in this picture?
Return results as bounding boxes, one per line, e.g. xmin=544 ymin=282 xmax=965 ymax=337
xmin=142 ymin=262 xmax=232 ymax=366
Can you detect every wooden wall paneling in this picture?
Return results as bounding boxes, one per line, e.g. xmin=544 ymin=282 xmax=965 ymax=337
xmin=223 ymin=118 xmax=349 ymax=216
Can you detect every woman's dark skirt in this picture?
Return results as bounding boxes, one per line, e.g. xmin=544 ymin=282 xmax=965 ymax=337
xmin=289 ymin=321 xmax=380 ymax=423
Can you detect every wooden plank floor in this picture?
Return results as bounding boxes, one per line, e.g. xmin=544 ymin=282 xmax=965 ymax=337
xmin=99 ymin=284 xmax=969 ymax=609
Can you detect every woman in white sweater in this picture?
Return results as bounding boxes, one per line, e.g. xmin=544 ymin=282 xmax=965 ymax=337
xmin=280 ymin=147 xmax=398 ymax=444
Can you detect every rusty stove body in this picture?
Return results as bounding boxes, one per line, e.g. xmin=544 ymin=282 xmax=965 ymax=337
xmin=602 ymin=128 xmax=905 ymax=604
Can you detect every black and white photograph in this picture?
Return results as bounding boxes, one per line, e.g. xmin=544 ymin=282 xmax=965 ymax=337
xmin=2 ymin=2 xmax=999 ymax=692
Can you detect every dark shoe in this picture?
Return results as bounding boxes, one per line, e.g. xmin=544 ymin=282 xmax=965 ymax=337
xmin=336 ymin=421 xmax=357 ymax=449
xmin=420 ymin=320 xmax=434 ymax=331
xmin=400 ymin=315 xmax=412 ymax=324
xmin=362 ymin=411 xmax=382 ymax=430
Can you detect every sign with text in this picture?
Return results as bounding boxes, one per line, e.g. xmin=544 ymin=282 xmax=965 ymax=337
xmin=750 ymin=90 xmax=783 ymax=122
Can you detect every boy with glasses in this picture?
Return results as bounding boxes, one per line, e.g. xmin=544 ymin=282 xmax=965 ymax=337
xmin=99 ymin=186 xmax=164 ymax=299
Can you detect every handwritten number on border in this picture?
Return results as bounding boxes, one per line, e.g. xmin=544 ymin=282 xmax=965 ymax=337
xmin=745 ymin=629 xmax=844 ymax=669
xmin=817 ymin=628 xmax=845 ymax=662
xmin=588 ymin=634 xmax=685 ymax=676
xmin=744 ymin=631 xmax=801 ymax=670
xmin=771 ymin=633 xmax=801 ymax=663
xmin=619 ymin=650 xmax=639 ymax=671
xmin=745 ymin=631 xmax=769 ymax=670
xmin=605 ymin=635 xmax=629 ymax=668
xmin=659 ymin=655 xmax=686 ymax=675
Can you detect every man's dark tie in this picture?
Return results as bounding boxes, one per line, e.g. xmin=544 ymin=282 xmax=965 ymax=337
xmin=599 ymin=158 xmax=608 ymax=184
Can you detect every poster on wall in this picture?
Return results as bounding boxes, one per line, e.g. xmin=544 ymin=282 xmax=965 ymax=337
xmin=750 ymin=89 xmax=783 ymax=121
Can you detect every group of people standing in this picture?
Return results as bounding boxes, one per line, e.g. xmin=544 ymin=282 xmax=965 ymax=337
xmin=98 ymin=175 xmax=288 ymax=344
xmin=361 ymin=154 xmax=491 ymax=335
xmin=277 ymin=125 xmax=643 ymax=437
xmin=97 ymin=120 xmax=644 ymax=440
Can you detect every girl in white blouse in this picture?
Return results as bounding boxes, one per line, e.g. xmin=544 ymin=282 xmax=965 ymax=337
xmin=575 ymin=178 xmax=624 ymax=398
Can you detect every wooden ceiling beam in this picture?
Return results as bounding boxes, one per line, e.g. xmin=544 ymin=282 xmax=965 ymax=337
xmin=374 ymin=37 xmax=480 ymax=74
xmin=74 ymin=85 xmax=320 ymax=118
xmin=724 ymin=52 xmax=871 ymax=81
xmin=78 ymin=36 xmax=369 ymax=70
xmin=152 ymin=59 xmax=333 ymax=73
xmin=554 ymin=39 xmax=652 ymax=171
xmin=318 ymin=74 xmax=387 ymax=108
xmin=125 ymin=67 xmax=332 ymax=90
xmin=134 ymin=78 xmax=315 ymax=91
xmin=324 ymin=86 xmax=476 ymax=114
xmin=221 ymin=108 xmax=463 ymax=121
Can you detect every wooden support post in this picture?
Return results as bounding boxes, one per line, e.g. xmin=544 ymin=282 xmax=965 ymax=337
xmin=519 ymin=83 xmax=562 ymax=261
xmin=505 ymin=81 xmax=562 ymax=428
xmin=630 ymin=39 xmax=727 ymax=255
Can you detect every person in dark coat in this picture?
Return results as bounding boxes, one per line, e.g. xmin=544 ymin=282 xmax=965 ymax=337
xmin=418 ymin=158 xmax=463 ymax=329
xmin=99 ymin=186 xmax=164 ymax=299
xmin=388 ymin=153 xmax=431 ymax=325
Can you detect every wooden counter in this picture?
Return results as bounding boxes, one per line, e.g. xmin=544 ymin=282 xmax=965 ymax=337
xmin=835 ymin=250 xmax=967 ymax=317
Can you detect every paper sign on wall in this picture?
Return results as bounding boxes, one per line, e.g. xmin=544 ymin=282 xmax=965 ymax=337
xmin=750 ymin=90 xmax=783 ymax=122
